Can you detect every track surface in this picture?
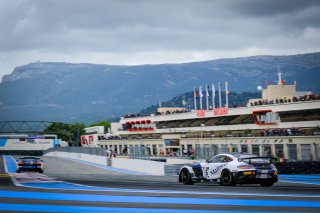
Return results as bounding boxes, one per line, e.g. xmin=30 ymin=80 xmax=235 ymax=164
xmin=1 ymin=155 xmax=320 ymax=212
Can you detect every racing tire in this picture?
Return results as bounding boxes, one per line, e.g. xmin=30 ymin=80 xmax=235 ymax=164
xmin=219 ymin=169 xmax=236 ymax=186
xmin=260 ymin=181 xmax=274 ymax=187
xmin=179 ymin=169 xmax=194 ymax=185
xmin=39 ymin=169 xmax=44 ymax=173
xmin=16 ymin=170 xmax=20 ymax=173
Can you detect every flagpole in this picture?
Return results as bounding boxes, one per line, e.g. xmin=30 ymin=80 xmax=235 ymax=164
xmin=194 ymin=87 xmax=197 ymax=110
xmin=212 ymin=83 xmax=215 ymax=109
xmin=218 ymin=82 xmax=222 ymax=108
xmin=206 ymin=84 xmax=209 ymax=110
xmin=225 ymin=81 xmax=229 ymax=108
xmin=199 ymin=85 xmax=203 ymax=109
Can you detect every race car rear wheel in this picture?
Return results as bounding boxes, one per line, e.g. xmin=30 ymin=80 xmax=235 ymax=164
xmin=220 ymin=169 xmax=236 ymax=186
xmin=180 ymin=169 xmax=194 ymax=185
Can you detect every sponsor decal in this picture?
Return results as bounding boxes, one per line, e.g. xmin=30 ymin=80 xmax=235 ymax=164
xmin=37 ymin=141 xmax=50 ymax=144
xmin=196 ymin=109 xmax=205 ymax=117
xmin=210 ymin=164 xmax=227 ymax=175
xmin=213 ymin=107 xmax=228 ymax=116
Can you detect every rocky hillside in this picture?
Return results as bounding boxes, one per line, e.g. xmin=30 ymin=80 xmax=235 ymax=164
xmin=0 ymin=52 xmax=319 ymax=124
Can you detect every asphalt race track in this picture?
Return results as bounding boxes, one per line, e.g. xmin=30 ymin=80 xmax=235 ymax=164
xmin=1 ymin=155 xmax=320 ymax=212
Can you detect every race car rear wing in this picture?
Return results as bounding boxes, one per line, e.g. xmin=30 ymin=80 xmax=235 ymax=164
xmin=238 ymin=156 xmax=277 ymax=164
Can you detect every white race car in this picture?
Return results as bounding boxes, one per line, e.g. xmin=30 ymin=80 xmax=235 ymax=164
xmin=178 ymin=153 xmax=278 ymax=187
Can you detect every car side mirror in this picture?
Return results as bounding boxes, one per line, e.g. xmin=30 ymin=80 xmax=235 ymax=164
xmin=205 ymin=159 xmax=209 ymax=163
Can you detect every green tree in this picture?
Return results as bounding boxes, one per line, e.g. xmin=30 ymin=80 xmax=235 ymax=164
xmin=44 ymin=122 xmax=85 ymax=146
xmin=69 ymin=123 xmax=86 ymax=146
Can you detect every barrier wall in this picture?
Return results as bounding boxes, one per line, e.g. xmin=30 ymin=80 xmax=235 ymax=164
xmin=166 ymin=158 xmax=198 ymax=164
xmin=44 ymin=152 xmax=108 ymax=166
xmin=112 ymin=158 xmax=165 ymax=176
xmin=43 ymin=147 xmax=108 ymax=156
xmin=44 ymin=149 xmax=166 ymax=176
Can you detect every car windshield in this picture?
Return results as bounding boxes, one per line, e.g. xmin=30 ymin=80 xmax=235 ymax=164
xmin=19 ymin=158 xmax=40 ymax=163
xmin=207 ymin=155 xmax=233 ymax=163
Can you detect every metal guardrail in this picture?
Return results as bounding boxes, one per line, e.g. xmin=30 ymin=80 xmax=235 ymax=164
xmin=129 ymin=146 xmax=149 ymax=159
xmin=43 ymin=146 xmax=109 ymax=157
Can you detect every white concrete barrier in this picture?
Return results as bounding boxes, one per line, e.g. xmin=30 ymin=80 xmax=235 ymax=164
xmin=166 ymin=158 xmax=199 ymax=165
xmin=44 ymin=151 xmax=108 ymax=165
xmin=45 ymin=151 xmax=165 ymax=175
xmin=112 ymin=158 xmax=165 ymax=176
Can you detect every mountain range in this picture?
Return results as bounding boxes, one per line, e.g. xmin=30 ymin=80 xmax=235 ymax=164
xmin=0 ymin=52 xmax=319 ymax=124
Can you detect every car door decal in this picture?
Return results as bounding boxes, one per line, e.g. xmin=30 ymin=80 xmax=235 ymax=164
xmin=210 ymin=163 xmax=227 ymax=176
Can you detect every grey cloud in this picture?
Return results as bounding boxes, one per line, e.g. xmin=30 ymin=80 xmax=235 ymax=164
xmin=0 ymin=0 xmax=319 ymax=79
xmin=228 ymin=0 xmax=320 ymax=17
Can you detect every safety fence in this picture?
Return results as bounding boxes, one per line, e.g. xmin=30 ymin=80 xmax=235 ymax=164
xmin=129 ymin=146 xmax=148 ymax=159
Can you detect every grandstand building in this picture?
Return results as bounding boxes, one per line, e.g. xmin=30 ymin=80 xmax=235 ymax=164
xmin=82 ymin=75 xmax=320 ymax=161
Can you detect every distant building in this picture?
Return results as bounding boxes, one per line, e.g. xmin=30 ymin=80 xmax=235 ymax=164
xmin=81 ymin=74 xmax=320 ymax=161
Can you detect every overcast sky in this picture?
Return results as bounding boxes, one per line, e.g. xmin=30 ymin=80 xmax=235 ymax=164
xmin=1 ymin=0 xmax=320 ymax=80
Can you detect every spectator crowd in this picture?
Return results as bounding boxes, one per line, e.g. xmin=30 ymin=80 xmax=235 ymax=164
xmin=261 ymin=128 xmax=304 ymax=136
xmin=250 ymin=94 xmax=320 ymax=107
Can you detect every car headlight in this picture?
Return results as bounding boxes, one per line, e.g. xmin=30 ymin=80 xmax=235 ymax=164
xmin=270 ymin=164 xmax=278 ymax=175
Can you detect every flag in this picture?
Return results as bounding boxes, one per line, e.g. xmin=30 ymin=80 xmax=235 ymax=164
xmin=206 ymin=85 xmax=210 ymax=97
xmin=225 ymin=81 xmax=229 ymax=108
xmin=212 ymin=83 xmax=215 ymax=96
xmin=205 ymin=84 xmax=210 ymax=110
xmin=199 ymin=86 xmax=203 ymax=97
xmin=193 ymin=87 xmax=198 ymax=110
xmin=218 ymin=82 xmax=222 ymax=108
xmin=199 ymin=85 xmax=203 ymax=109
xmin=225 ymin=81 xmax=230 ymax=95
xmin=212 ymin=83 xmax=215 ymax=109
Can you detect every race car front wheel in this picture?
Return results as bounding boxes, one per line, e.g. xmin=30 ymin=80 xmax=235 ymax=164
xmin=180 ymin=169 xmax=194 ymax=185
xmin=220 ymin=169 xmax=236 ymax=186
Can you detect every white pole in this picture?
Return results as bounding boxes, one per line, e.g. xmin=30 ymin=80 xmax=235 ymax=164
xmin=218 ymin=82 xmax=222 ymax=108
xmin=194 ymin=87 xmax=197 ymax=110
xmin=212 ymin=83 xmax=215 ymax=109
xmin=206 ymin=84 xmax=209 ymax=110
xmin=225 ymin=81 xmax=229 ymax=108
